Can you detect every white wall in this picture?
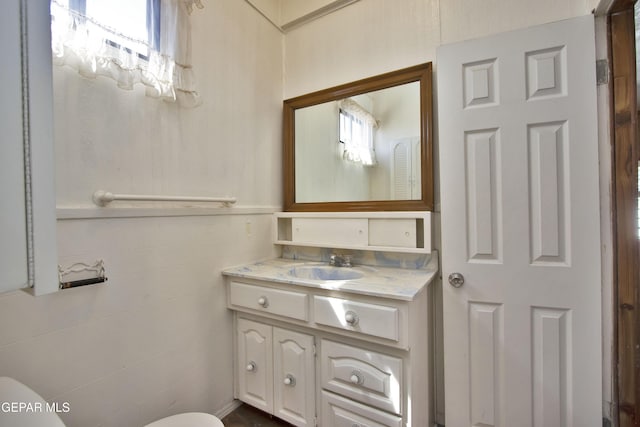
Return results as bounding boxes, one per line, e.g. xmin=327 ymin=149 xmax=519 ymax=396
xmin=440 ymin=0 xmax=601 ymax=44
xmin=0 ymin=1 xmax=282 ymax=426
xmin=54 ymin=6 xmax=282 ymax=207
xmin=284 ymin=0 xmax=440 ymax=99
xmin=284 ymin=0 xmax=600 ymax=99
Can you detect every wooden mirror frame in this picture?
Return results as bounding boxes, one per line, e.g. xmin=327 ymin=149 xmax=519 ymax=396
xmin=283 ymin=63 xmax=433 ymax=212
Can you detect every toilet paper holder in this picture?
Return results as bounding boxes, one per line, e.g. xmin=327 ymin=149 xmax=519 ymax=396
xmin=58 ymin=259 xmax=108 ymax=290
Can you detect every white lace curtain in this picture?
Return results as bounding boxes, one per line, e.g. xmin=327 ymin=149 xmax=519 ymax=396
xmin=50 ymin=0 xmax=203 ymax=107
xmin=339 ymin=98 xmax=378 ymax=166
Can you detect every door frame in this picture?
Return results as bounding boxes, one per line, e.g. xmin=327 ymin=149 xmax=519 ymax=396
xmin=606 ymin=0 xmax=640 ymax=425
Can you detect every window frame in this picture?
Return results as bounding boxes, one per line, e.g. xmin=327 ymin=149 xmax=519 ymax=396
xmin=66 ymin=0 xmax=161 ymax=60
xmin=338 ymin=108 xmax=353 ymax=145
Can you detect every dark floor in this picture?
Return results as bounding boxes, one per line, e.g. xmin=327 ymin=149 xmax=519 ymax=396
xmin=221 ymin=404 xmax=293 ymax=427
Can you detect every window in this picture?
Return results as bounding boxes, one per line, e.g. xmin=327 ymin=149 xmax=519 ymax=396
xmin=338 ymin=98 xmax=378 ymax=166
xmin=50 ymin=0 xmax=203 ymax=106
xmin=63 ymin=0 xmax=160 ymax=58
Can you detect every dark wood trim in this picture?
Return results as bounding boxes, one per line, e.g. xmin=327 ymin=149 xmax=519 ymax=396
xmin=609 ymin=3 xmax=640 ymax=426
xmin=610 ymin=0 xmax=637 ymax=14
xmin=282 ymin=63 xmax=434 ymax=212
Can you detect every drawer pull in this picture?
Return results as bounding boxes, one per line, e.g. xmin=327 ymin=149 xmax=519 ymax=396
xmin=257 ymin=296 xmax=269 ymax=308
xmin=283 ymin=374 xmax=296 ymax=386
xmin=246 ymin=361 xmax=257 ymax=372
xmin=344 ymin=310 xmax=359 ymax=326
xmin=349 ymin=370 xmax=364 ymax=385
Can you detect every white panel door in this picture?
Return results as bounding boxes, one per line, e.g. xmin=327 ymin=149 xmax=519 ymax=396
xmin=273 ymin=327 xmax=315 ymax=427
xmin=392 ymin=139 xmax=412 ymax=200
xmin=391 ymin=137 xmax=421 ymax=200
xmin=438 ymin=15 xmax=601 ymax=427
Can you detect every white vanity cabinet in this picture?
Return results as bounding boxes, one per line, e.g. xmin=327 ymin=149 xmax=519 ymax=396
xmin=224 ymin=259 xmax=436 ymax=427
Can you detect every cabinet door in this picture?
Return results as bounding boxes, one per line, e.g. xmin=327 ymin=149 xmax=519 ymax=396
xmin=273 ymin=327 xmax=316 ymax=427
xmin=237 ymin=318 xmax=273 ymax=413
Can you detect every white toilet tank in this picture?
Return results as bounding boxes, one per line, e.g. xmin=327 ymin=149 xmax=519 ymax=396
xmin=0 ymin=377 xmax=66 ymax=427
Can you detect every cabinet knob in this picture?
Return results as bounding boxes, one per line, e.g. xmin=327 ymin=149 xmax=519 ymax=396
xmin=344 ymin=311 xmax=359 ymax=326
xmin=349 ymin=370 xmax=363 ymax=385
xmin=257 ymin=296 xmax=269 ymax=308
xmin=283 ymin=374 xmax=296 ymax=386
xmin=246 ymin=361 xmax=257 ymax=372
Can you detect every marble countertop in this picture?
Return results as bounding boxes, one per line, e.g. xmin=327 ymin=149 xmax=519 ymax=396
xmin=222 ymin=255 xmax=439 ymax=301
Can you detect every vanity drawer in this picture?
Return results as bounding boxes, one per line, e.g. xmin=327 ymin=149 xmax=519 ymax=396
xmin=313 ymin=296 xmax=399 ymax=342
xmin=229 ymin=281 xmax=308 ymax=321
xmin=321 ymin=391 xmax=402 ymax=427
xmin=321 ymin=340 xmax=402 ymax=415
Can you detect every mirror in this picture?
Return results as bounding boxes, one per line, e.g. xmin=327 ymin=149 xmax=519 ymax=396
xmin=283 ymin=63 xmax=433 ymax=212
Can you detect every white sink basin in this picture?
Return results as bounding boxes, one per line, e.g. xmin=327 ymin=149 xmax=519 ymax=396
xmin=288 ymin=265 xmax=364 ymax=281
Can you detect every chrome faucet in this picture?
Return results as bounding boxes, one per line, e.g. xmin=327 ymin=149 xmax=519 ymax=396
xmin=329 ymin=253 xmax=352 ymax=267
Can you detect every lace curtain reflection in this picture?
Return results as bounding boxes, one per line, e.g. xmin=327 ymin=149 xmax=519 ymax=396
xmin=50 ymin=0 xmax=203 ymax=107
xmin=339 ymin=98 xmax=378 ymax=166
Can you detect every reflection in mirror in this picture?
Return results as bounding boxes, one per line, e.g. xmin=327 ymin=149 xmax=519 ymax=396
xmin=283 ymin=63 xmax=433 ymax=212
xmin=295 ymin=82 xmax=420 ymax=203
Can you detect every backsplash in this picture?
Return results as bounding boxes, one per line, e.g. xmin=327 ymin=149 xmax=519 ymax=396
xmin=281 ymin=245 xmax=432 ymax=270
